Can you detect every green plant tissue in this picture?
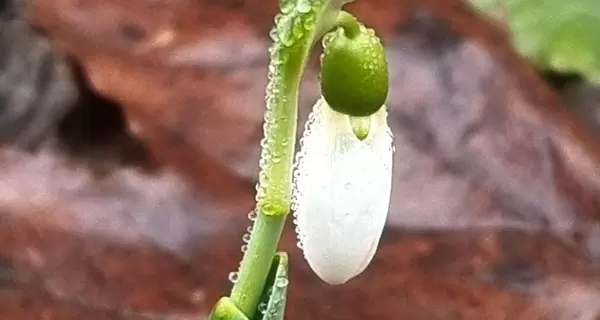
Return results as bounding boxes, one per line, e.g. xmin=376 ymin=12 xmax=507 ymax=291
xmin=468 ymin=0 xmax=600 ymax=83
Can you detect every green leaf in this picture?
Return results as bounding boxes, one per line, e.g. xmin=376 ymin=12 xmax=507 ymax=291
xmin=209 ymin=297 xmax=249 ymax=320
xmin=253 ymin=252 xmax=289 ymax=320
xmin=209 ymin=252 xmax=289 ymax=320
xmin=468 ymin=0 xmax=600 ymax=83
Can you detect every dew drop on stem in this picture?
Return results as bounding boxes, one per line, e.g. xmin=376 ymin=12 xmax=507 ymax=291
xmin=296 ymin=0 xmax=311 ymax=13
xmin=242 ymin=233 xmax=251 ymax=243
xmin=258 ymin=302 xmax=268 ymax=314
xmin=279 ymin=0 xmax=294 ymax=13
xmin=228 ymin=272 xmax=239 ymax=284
xmin=269 ymin=27 xmax=278 ymax=41
xmin=248 ymin=210 xmax=257 ymax=221
xmin=303 ymin=14 xmax=315 ymax=30
xmin=275 ymin=277 xmax=289 ymax=288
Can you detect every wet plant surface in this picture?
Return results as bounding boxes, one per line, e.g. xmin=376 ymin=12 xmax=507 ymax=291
xmin=0 ymin=0 xmax=599 ymax=319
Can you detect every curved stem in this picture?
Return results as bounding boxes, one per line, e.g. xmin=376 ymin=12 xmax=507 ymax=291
xmin=336 ymin=10 xmax=360 ymax=39
xmin=230 ymin=10 xmax=315 ymax=315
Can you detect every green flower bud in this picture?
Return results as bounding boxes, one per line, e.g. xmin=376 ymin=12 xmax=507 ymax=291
xmin=320 ymin=18 xmax=389 ymax=117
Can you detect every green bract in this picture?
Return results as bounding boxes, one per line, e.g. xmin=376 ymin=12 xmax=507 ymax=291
xmin=321 ymin=23 xmax=389 ymax=117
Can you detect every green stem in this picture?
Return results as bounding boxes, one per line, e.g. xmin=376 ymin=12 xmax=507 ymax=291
xmin=230 ymin=212 xmax=285 ymax=316
xmin=336 ymin=10 xmax=360 ymax=39
xmin=230 ymin=18 xmax=312 ymax=317
xmin=255 ymin=43 xmax=309 ymax=217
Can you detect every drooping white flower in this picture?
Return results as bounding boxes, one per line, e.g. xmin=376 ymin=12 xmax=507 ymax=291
xmin=292 ymin=97 xmax=393 ymax=285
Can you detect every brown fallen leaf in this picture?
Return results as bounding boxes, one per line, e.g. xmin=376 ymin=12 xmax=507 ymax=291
xmin=0 ymin=147 xmax=255 ymax=317
xmin=0 ymin=0 xmax=78 ymax=150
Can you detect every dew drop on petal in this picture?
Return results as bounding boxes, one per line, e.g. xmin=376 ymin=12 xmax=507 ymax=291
xmin=292 ymin=98 xmax=393 ymax=285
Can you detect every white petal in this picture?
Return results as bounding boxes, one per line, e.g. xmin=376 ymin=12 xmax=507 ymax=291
xmin=292 ymin=97 xmax=393 ymax=285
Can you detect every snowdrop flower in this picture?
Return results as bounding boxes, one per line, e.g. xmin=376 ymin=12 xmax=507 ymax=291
xmin=292 ymin=97 xmax=393 ymax=285
xmin=291 ymin=11 xmax=392 ymax=285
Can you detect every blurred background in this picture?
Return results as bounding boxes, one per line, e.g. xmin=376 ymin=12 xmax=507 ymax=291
xmin=0 ymin=0 xmax=599 ymax=319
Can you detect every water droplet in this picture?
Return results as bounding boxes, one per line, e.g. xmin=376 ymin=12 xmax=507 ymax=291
xmin=272 ymin=157 xmax=281 ymax=164
xmin=241 ymin=244 xmax=248 ymax=252
xmin=297 ymin=241 xmax=304 ymax=249
xmin=228 ymin=272 xmax=239 ymax=283
xmin=279 ymin=0 xmax=294 ymax=13
xmin=278 ymin=17 xmax=295 ymax=47
xmin=322 ymin=33 xmax=334 ymax=47
xmin=274 ymin=13 xmax=284 ymax=25
xmin=275 ymin=277 xmax=289 ymax=288
xmin=303 ymin=14 xmax=315 ymax=30
xmin=258 ymin=302 xmax=268 ymax=314
xmin=242 ymin=233 xmax=251 ymax=243
xmin=272 ymin=54 xmax=284 ymax=66
xmin=278 ymin=51 xmax=289 ymax=64
xmin=246 ymin=225 xmax=253 ymax=233
xmin=259 ymin=157 xmax=269 ymax=170
xmin=268 ymin=309 xmax=278 ymax=317
xmin=292 ymin=16 xmax=305 ymax=39
xmin=248 ymin=211 xmax=257 ymax=221
xmin=260 ymin=136 xmax=268 ymax=148
xmin=269 ymin=27 xmax=278 ymax=41
xmin=296 ymin=0 xmax=311 ymax=13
